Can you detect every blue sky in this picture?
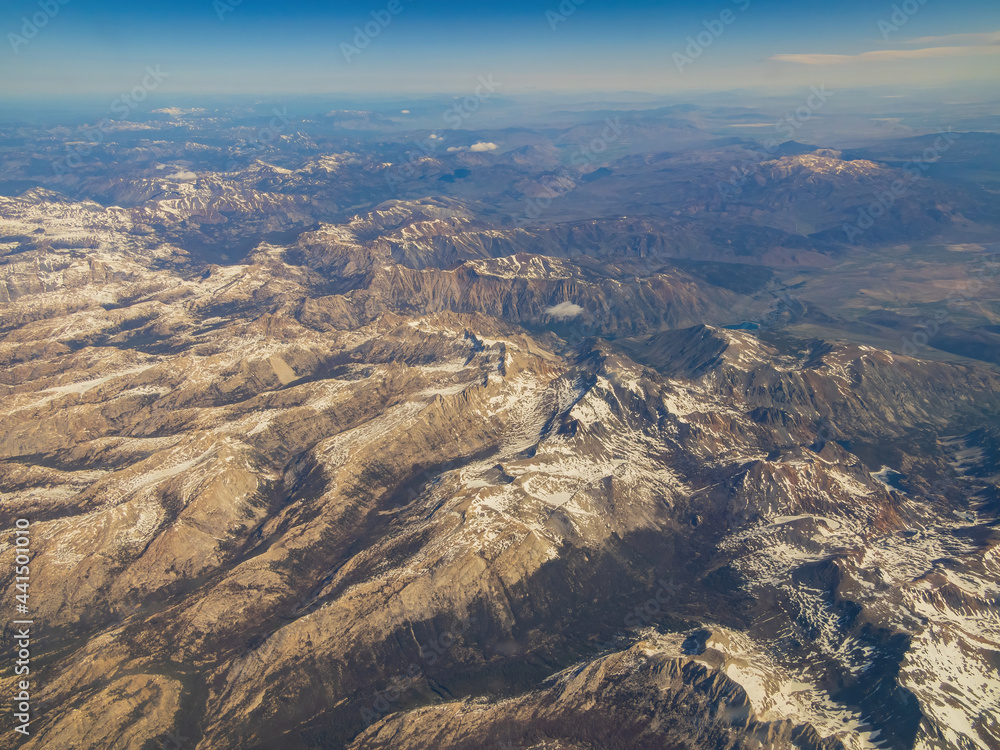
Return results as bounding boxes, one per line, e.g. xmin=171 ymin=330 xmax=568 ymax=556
xmin=1 ymin=0 xmax=998 ymax=96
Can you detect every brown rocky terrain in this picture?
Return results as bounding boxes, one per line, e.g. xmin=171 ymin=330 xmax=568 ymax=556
xmin=0 ymin=193 xmax=997 ymax=750
xmin=0 ymin=110 xmax=999 ymax=750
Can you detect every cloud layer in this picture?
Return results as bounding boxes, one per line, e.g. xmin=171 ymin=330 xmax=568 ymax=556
xmin=544 ymin=301 xmax=584 ymax=319
xmin=772 ymin=29 xmax=1000 ymax=65
xmin=446 ymin=142 xmax=498 ymax=153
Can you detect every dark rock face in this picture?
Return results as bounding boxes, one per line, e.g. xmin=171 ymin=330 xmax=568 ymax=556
xmin=349 ymin=642 xmax=846 ymax=750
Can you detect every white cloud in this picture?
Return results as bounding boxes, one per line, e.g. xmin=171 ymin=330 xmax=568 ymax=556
xmin=771 ymin=45 xmax=1000 ymax=65
xmin=545 ymin=301 xmax=584 ymax=319
xmin=901 ymin=31 xmax=1000 ymax=46
xmin=771 ymin=29 xmax=1000 ymax=65
xmin=447 ymin=142 xmax=498 ymax=153
xmin=152 ymin=107 xmax=203 ymax=116
xmin=400 ymin=109 xmax=410 ymax=114
xmin=164 ymin=171 xmax=197 ymax=181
